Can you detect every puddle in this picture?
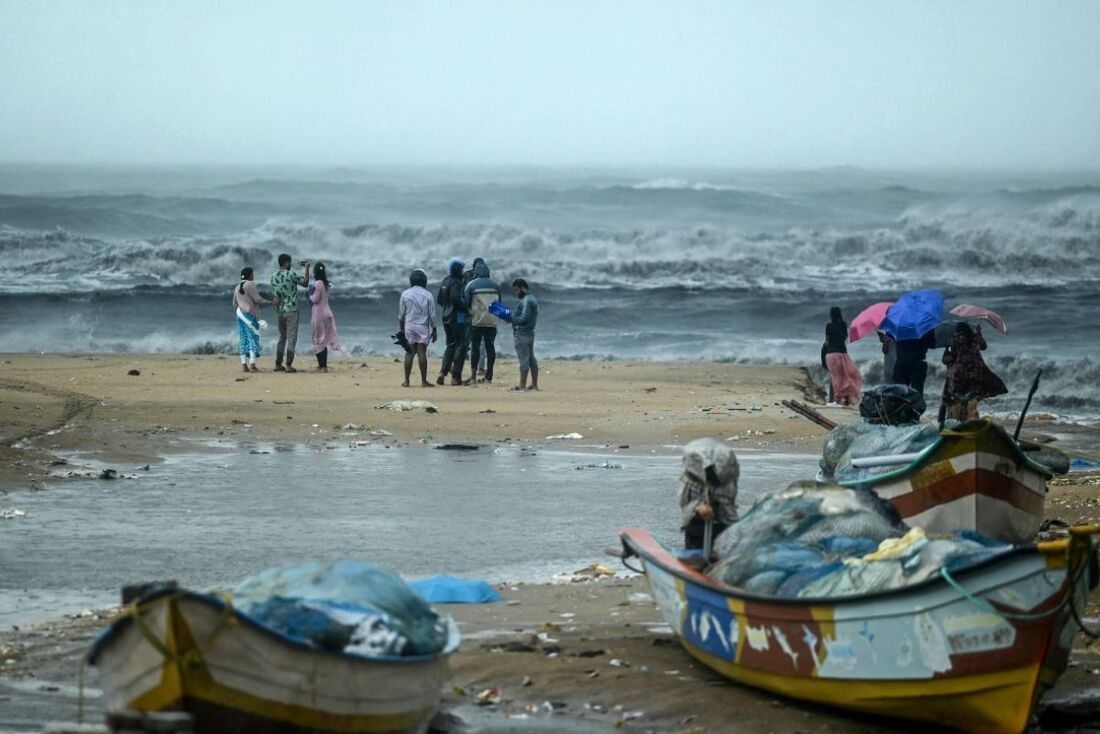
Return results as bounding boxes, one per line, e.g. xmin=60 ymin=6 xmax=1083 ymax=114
xmin=1 ymin=444 xmax=818 ymax=627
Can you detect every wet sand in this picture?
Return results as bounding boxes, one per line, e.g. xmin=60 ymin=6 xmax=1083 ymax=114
xmin=2 ymin=352 xmax=1100 ymax=732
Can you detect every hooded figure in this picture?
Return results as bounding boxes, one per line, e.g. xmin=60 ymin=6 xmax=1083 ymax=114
xmin=464 ymin=261 xmax=502 ymax=329
xmin=679 ymin=438 xmax=740 ymax=550
xmin=463 ymin=261 xmax=502 ymax=382
xmin=435 ymin=258 xmax=470 ymax=384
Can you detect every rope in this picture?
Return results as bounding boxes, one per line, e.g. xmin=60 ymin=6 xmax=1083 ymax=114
xmin=939 ymin=562 xmax=1086 ymax=622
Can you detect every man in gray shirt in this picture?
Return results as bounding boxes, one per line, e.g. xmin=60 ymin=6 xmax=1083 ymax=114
xmin=509 ymin=278 xmax=539 ymax=391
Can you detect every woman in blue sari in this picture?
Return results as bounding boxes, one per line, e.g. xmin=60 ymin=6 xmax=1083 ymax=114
xmin=233 ymin=267 xmax=278 ymax=372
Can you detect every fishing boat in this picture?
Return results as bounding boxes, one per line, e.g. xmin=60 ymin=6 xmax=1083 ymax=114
xmin=87 ymin=586 xmax=459 ymax=734
xmin=830 ymin=419 xmax=1058 ymax=544
xmin=620 ymin=525 xmax=1098 ymax=734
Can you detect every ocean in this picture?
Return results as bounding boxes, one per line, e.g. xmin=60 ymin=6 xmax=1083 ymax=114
xmin=1 ymin=164 xmax=1098 ymax=416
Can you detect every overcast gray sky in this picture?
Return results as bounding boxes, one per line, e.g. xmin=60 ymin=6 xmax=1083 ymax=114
xmin=2 ymin=0 xmax=1098 ymax=168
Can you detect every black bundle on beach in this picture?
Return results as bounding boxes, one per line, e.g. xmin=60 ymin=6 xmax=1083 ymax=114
xmin=391 ymin=331 xmax=413 ymax=354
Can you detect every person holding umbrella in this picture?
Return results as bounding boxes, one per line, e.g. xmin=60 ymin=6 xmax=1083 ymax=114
xmin=942 ymin=322 xmax=1007 ymax=421
xmin=880 ymin=289 xmax=945 ymax=398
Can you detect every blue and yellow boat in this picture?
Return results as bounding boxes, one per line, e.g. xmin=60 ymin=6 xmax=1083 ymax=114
xmin=620 ymin=525 xmax=1099 ymax=734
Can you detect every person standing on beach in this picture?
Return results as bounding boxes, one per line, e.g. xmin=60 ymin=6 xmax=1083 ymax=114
xmin=399 ymin=269 xmax=438 ymax=387
xmin=892 ymin=330 xmax=938 ymax=397
xmin=463 ymin=257 xmax=487 ymax=378
xmin=509 ymin=278 xmax=539 ymax=391
xmin=822 ymin=306 xmax=862 ymax=405
xmin=308 ymin=262 xmax=343 ymax=373
xmin=270 ymin=254 xmax=310 ymax=373
xmin=464 ymin=260 xmax=502 ymax=384
xmin=877 ymin=330 xmax=897 ymax=384
xmin=435 ymin=258 xmax=470 ymax=385
xmin=942 ymin=322 xmax=1007 ymax=421
xmin=234 ymin=267 xmax=278 ymax=373
xmin=679 ymin=438 xmax=739 ymax=551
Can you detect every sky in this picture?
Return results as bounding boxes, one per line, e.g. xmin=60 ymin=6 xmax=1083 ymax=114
xmin=1 ymin=0 xmax=1099 ymax=169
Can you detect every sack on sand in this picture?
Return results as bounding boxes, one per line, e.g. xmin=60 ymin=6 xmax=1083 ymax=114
xmin=859 ymin=384 xmax=926 ymax=425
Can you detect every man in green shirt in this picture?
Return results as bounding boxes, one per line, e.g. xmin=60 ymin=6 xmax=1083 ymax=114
xmin=270 ymin=253 xmax=310 ymax=372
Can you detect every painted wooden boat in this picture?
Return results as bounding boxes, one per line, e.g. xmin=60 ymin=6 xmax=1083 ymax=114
xmin=87 ymin=587 xmax=459 ymax=734
xmin=620 ymin=525 xmax=1099 ymax=734
xmin=833 ymin=420 xmax=1054 ymax=544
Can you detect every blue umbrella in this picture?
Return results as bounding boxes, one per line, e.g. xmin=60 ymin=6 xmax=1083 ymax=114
xmin=879 ymin=289 xmax=944 ymax=341
xmin=408 ymin=575 xmax=501 ymax=604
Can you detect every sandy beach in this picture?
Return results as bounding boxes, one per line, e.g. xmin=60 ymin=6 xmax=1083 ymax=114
xmin=2 ymin=353 xmax=1099 ymax=733
xmin=0 ymin=353 xmax=832 ymax=487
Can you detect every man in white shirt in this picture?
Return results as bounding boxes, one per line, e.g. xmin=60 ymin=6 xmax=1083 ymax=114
xmin=398 ymin=269 xmax=438 ymax=387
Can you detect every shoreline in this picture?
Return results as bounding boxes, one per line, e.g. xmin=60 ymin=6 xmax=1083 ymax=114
xmin=0 ymin=353 xmax=832 ymax=490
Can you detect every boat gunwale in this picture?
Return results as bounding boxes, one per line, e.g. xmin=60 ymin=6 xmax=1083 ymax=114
xmin=87 ymin=587 xmax=459 ymax=667
xmin=832 ymin=419 xmax=1054 ymax=489
xmin=619 ymin=527 xmax=1068 ymax=610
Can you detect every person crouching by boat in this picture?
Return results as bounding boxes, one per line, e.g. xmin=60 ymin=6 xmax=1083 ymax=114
xmin=822 ymin=306 xmax=862 ymax=405
xmin=308 ymin=262 xmax=343 ymax=373
xmin=234 ymin=267 xmax=278 ymax=373
xmin=942 ymin=322 xmax=1007 ymax=421
xmin=679 ymin=438 xmax=739 ymax=551
xmin=399 ymin=269 xmax=438 ymax=387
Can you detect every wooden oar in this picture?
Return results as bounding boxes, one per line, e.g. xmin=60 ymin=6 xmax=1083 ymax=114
xmin=781 ymin=399 xmax=838 ymax=430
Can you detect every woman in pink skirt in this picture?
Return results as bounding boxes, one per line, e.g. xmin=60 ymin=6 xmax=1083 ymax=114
xmin=308 ymin=262 xmax=343 ymax=372
xmin=822 ymin=306 xmax=863 ymax=405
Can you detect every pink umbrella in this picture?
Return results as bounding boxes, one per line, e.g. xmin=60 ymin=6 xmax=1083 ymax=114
xmin=949 ymin=304 xmax=1007 ymax=334
xmin=848 ymin=301 xmax=894 ymax=342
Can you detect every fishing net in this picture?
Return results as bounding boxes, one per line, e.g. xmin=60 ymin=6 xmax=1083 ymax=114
xmin=232 ymin=560 xmax=454 ymax=657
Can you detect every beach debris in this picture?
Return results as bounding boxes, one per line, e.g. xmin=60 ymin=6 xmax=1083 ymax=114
xmin=479 ymin=408 xmax=497 ymax=413
xmin=376 ymin=400 xmax=439 ymax=413
xmin=572 ymin=648 xmax=607 ymax=658
xmin=1 ymin=508 xmax=27 ymax=520
xmin=520 ymin=675 xmax=533 ymax=687
xmin=273 ymin=400 xmax=295 ymax=405
xmin=127 ymin=369 xmax=140 ymax=376
xmin=575 ymin=461 xmax=623 ymax=470
xmin=368 ymin=429 xmax=393 ymax=437
xmin=341 ymin=423 xmax=364 ymax=431
xmin=435 ymin=443 xmax=480 ymax=451
xmin=506 ymin=599 xmax=521 ymax=606
xmin=234 ymin=377 xmax=247 ymax=382
xmin=628 ymin=592 xmax=653 ymax=604
xmin=546 ymin=432 xmax=583 ymax=440
xmin=99 ymin=468 xmax=117 ymax=480
xmin=475 ymin=687 xmax=502 ymax=706
xmin=614 ymin=711 xmax=645 ymax=726
xmin=645 ymin=387 xmax=657 ymax=392
xmin=542 ymin=701 xmax=567 ymax=712
xmin=609 ymin=658 xmax=630 ymax=668
xmin=573 ymin=562 xmax=615 ymax=579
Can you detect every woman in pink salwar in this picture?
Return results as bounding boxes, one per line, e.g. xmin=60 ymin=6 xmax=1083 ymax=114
xmin=822 ymin=306 xmax=863 ymax=405
xmin=308 ymin=262 xmax=343 ymax=372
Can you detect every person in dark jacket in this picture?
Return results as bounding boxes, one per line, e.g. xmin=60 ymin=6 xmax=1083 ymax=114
xmin=463 ymin=261 xmax=502 ymax=383
xmin=462 ymin=257 xmax=487 ymax=378
xmin=892 ymin=330 xmax=938 ymax=397
xmin=435 ymin=258 xmax=469 ymax=385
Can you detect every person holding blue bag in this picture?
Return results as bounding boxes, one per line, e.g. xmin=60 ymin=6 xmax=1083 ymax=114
xmin=492 ymin=278 xmax=539 ymax=391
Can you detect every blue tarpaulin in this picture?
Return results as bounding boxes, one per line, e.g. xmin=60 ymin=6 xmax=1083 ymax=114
xmin=409 ymin=575 xmax=501 ymax=603
xmin=880 ymin=289 xmax=944 ymax=341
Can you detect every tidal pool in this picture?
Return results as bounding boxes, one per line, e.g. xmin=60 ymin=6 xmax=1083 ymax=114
xmin=1 ymin=442 xmax=819 ymax=626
